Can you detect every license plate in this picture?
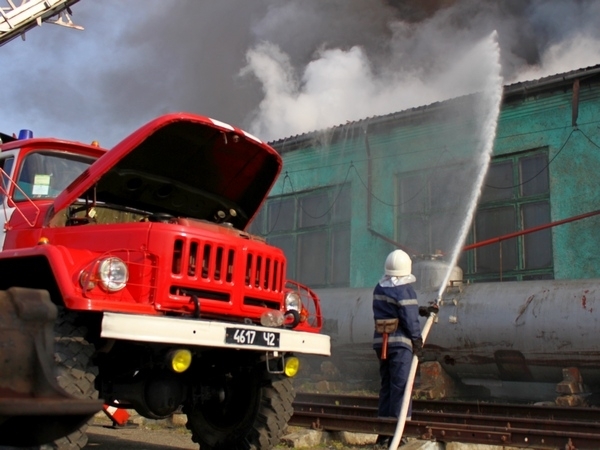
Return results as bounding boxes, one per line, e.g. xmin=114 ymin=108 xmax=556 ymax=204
xmin=225 ymin=327 xmax=280 ymax=348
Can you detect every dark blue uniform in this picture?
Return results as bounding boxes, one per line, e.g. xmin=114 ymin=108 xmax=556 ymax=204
xmin=373 ymin=280 xmax=421 ymax=418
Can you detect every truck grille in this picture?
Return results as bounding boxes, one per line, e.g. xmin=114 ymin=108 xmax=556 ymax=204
xmin=244 ymin=253 xmax=283 ymax=292
xmin=171 ymin=238 xmax=285 ymax=298
xmin=172 ymin=239 xmax=236 ymax=283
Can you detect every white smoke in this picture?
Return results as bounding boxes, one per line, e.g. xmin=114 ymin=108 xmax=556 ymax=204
xmin=243 ymin=38 xmax=503 ymax=141
xmin=242 ymin=44 xmax=407 ymax=140
xmin=517 ymin=33 xmax=600 ymax=82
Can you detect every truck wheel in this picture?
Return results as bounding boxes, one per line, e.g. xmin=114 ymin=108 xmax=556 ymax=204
xmin=184 ymin=368 xmax=294 ymax=450
xmin=52 ymin=309 xmax=99 ymax=450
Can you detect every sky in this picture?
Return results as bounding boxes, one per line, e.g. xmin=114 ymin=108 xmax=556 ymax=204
xmin=2 ymin=0 xmax=600 ymax=148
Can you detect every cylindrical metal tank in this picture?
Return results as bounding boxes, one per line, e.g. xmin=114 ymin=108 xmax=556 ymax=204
xmin=412 ymin=258 xmax=463 ymax=292
xmin=314 ymin=276 xmax=600 ymax=402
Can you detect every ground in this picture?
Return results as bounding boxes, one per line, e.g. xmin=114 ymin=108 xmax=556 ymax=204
xmin=86 ymin=415 xmax=372 ymax=450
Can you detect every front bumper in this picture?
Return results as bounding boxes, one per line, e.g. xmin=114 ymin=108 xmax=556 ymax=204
xmin=101 ymin=312 xmax=331 ymax=356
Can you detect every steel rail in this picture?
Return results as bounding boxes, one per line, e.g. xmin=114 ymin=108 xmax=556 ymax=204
xmin=291 ymin=393 xmax=600 ymax=449
xmin=295 ymin=392 xmax=600 ymax=422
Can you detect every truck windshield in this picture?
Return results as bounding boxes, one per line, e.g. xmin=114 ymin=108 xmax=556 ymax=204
xmin=13 ymin=151 xmax=95 ymax=201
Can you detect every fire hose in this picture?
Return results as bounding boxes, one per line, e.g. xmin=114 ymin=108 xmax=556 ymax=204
xmin=388 ymin=306 xmax=437 ymax=450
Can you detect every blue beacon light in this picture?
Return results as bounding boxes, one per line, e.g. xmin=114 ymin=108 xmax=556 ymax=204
xmin=18 ymin=129 xmax=33 ymax=140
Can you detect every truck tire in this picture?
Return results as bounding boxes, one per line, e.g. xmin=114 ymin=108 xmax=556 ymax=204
xmin=184 ymin=369 xmax=294 ymax=450
xmin=52 ymin=309 xmax=99 ymax=450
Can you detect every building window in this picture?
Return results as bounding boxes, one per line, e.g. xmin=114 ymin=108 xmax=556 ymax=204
xmin=465 ymin=149 xmax=553 ymax=281
xmin=396 ymin=165 xmax=459 ymax=257
xmin=248 ymin=184 xmax=351 ymax=288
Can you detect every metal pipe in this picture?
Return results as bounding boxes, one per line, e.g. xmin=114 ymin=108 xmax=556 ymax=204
xmin=368 ymin=227 xmax=414 ymax=253
xmin=572 ymin=78 xmax=580 ymax=127
xmin=462 ymin=208 xmax=600 ymax=251
xmin=365 ymin=129 xmax=372 ymax=229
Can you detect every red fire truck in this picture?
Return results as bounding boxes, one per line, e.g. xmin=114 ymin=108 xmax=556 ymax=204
xmin=0 ymin=113 xmax=330 ymax=449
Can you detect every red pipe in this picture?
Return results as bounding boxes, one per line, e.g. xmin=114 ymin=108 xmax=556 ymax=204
xmin=463 ymin=208 xmax=600 ymax=251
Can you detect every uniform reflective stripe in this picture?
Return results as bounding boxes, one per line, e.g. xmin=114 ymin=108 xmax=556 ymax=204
xmin=398 ymin=299 xmax=418 ymax=306
xmin=373 ymin=294 xmax=397 ymax=304
xmin=106 ymin=406 xmax=117 ymax=415
xmin=374 ymin=294 xmax=417 ymax=306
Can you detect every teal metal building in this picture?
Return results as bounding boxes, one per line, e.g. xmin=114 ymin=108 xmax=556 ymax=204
xmin=250 ymin=64 xmax=600 ymax=289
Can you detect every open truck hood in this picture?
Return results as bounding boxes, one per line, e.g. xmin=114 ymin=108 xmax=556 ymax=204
xmin=52 ymin=113 xmax=282 ymax=229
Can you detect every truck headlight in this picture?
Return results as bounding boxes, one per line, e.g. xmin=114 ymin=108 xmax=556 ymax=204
xmin=285 ymin=291 xmax=302 ymax=312
xmin=284 ymin=356 xmax=300 ymax=377
xmin=168 ymin=349 xmax=192 ymax=373
xmin=98 ymin=257 xmax=128 ymax=292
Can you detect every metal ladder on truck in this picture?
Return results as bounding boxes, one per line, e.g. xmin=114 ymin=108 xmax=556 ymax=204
xmin=0 ymin=0 xmax=82 ymax=47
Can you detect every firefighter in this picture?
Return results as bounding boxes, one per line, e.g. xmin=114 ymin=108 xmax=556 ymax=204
xmin=372 ymin=249 xmax=423 ymax=448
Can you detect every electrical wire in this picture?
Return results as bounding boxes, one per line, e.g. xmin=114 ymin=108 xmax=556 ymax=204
xmin=577 ymin=127 xmax=600 ymax=150
xmin=264 ymin=122 xmax=600 ymax=233
xmin=263 ymin=172 xmax=289 ymax=235
xmin=286 ymin=163 xmax=353 ymax=220
xmin=484 ymin=128 xmax=576 ymax=190
xmin=274 ymin=119 xmax=600 ymax=177
xmin=262 ymin=165 xmax=352 ymax=235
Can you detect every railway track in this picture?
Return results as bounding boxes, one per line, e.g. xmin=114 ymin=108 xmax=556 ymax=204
xmin=291 ymin=393 xmax=600 ymax=449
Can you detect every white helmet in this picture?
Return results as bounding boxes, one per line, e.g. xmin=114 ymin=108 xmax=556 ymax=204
xmin=384 ymin=249 xmax=412 ymax=277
